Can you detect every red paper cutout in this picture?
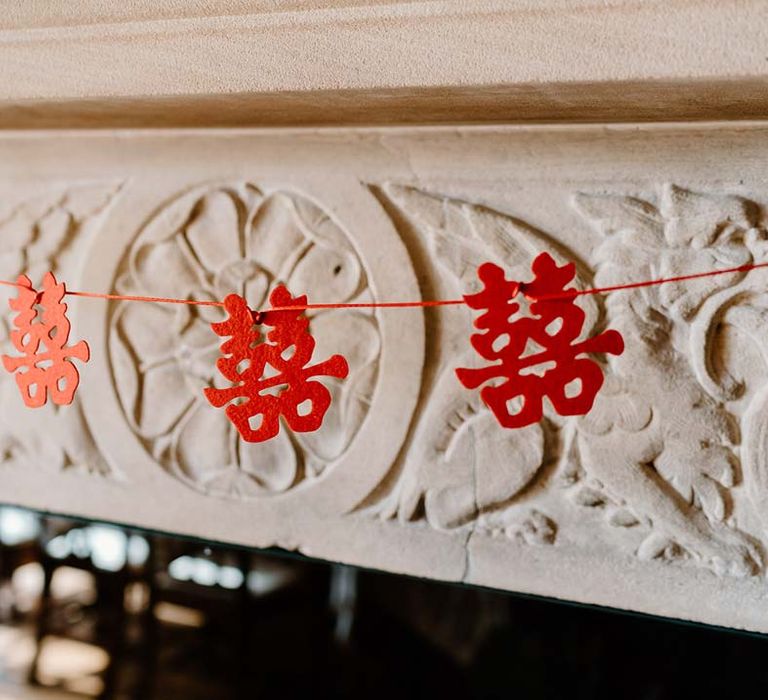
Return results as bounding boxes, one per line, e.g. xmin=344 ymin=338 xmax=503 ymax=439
xmin=1 ymin=272 xmax=90 ymax=408
xmin=455 ymin=253 xmax=624 ymax=428
xmin=204 ymin=285 xmax=350 ymax=443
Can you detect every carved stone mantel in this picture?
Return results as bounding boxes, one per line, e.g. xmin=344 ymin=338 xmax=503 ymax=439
xmin=2 ymin=0 xmax=768 ymax=635
xmin=1 ymin=122 xmax=768 ymax=632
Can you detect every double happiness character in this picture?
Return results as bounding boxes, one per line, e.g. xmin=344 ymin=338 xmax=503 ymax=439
xmin=2 ymin=272 xmax=90 ymax=408
xmin=456 ymin=253 xmax=624 ymax=428
xmin=205 ymin=285 xmax=349 ymax=442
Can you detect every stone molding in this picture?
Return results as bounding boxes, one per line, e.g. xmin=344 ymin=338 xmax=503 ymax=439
xmin=0 ymin=1 xmax=766 ymax=127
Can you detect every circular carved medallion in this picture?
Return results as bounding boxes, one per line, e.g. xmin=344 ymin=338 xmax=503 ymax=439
xmin=105 ymin=182 xmax=420 ymax=501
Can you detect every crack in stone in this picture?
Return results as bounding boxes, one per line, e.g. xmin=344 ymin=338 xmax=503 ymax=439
xmin=461 ymin=420 xmax=479 ymax=583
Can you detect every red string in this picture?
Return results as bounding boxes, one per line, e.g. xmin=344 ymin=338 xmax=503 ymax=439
xmin=0 ymin=280 xmax=26 ymax=290
xmin=66 ymin=290 xmax=224 ymax=307
xmin=535 ymin=261 xmax=768 ymax=302
xmin=266 ymin=261 xmax=768 ymax=310
xmin=0 ymin=260 xmax=765 ymax=311
xmin=266 ymin=299 xmax=466 ymax=311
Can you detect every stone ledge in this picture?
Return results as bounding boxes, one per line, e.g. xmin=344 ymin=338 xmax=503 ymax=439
xmin=0 ymin=1 xmax=766 ymax=126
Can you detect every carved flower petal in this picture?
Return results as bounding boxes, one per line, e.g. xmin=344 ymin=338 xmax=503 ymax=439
xmin=188 ymin=290 xmax=226 ymax=326
xmin=311 ymin=311 xmax=380 ymax=375
xmin=111 ymin=329 xmax=140 ymax=430
xmin=138 ymin=362 xmax=194 ymax=439
xmin=243 ymin=272 xmax=270 ymax=310
xmin=295 ymin=312 xmax=380 ymax=463
xmin=133 ymin=237 xmax=203 ymax=298
xmin=118 ymin=303 xmax=177 ymax=365
xmin=179 ymin=316 xmax=218 ymax=351
xmin=185 ymin=191 xmax=241 ymax=274
xmin=288 ymin=244 xmax=361 ymax=304
xmin=295 ymin=379 xmax=348 ymax=465
xmin=239 ymin=428 xmax=298 ymax=493
xmin=181 ymin=343 xmax=221 ymax=388
xmin=247 ymin=193 xmax=308 ymax=277
xmin=199 ymin=468 xmax=268 ymax=498
xmin=175 ymin=401 xmax=234 ymax=486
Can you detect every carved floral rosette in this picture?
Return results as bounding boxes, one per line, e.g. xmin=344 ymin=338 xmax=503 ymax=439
xmin=108 ymin=184 xmax=382 ymax=498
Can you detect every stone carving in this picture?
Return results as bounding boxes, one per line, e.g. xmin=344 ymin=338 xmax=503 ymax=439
xmin=0 ymin=183 xmax=119 ymax=476
xmin=108 ymin=184 xmax=381 ymax=498
xmin=369 ymin=184 xmax=585 ymax=538
xmin=574 ymin=185 xmax=765 ymax=577
xmin=371 ymin=183 xmax=768 ymax=579
xmin=9 ymin=125 xmax=768 ymax=635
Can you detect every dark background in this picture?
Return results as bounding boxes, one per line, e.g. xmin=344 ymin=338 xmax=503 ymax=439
xmin=0 ymin=507 xmax=766 ymax=699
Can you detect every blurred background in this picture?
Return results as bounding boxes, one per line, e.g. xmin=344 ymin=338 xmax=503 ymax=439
xmin=0 ymin=505 xmax=766 ymax=700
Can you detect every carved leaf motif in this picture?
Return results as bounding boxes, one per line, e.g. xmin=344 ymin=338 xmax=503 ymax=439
xmin=0 ymin=183 xmax=120 ymax=281
xmin=685 ymin=242 xmax=768 ymax=538
xmin=574 ymin=192 xmax=665 ymax=296
xmin=376 ymin=357 xmax=546 ymax=529
xmin=654 ymin=435 xmax=735 ymax=522
xmin=573 ymin=193 xmax=665 ymax=245
xmin=421 ymin=406 xmax=545 ymax=530
xmin=707 ymin=294 xmax=768 ymax=533
xmin=57 ymin=403 xmax=113 ymax=477
xmin=387 ymin=185 xmax=599 ymax=318
xmin=572 ymin=487 xmax=607 ymax=508
xmin=660 ymin=184 xmax=758 ymax=247
xmin=0 ymin=183 xmax=121 ymax=478
xmin=575 ymin=186 xmax=759 ymax=319
xmin=374 ymin=185 xmax=615 ymax=530
xmin=660 ymin=245 xmax=751 ymax=320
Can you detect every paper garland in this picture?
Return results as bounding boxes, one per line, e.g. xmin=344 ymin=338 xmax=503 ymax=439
xmin=204 ymin=286 xmax=349 ymax=442
xmin=0 ymin=257 xmax=630 ymax=440
xmin=1 ymin=273 xmax=90 ymax=408
xmin=455 ymin=253 xmax=624 ymax=428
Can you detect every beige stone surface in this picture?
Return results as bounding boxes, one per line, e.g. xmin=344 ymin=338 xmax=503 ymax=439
xmin=0 ymin=1 xmax=766 ymax=126
xmin=0 ymin=122 xmax=767 ymax=631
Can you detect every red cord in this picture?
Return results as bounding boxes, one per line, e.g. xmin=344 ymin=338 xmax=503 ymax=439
xmin=66 ymin=290 xmax=225 ymax=307
xmin=1 ymin=260 xmax=765 ymax=312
